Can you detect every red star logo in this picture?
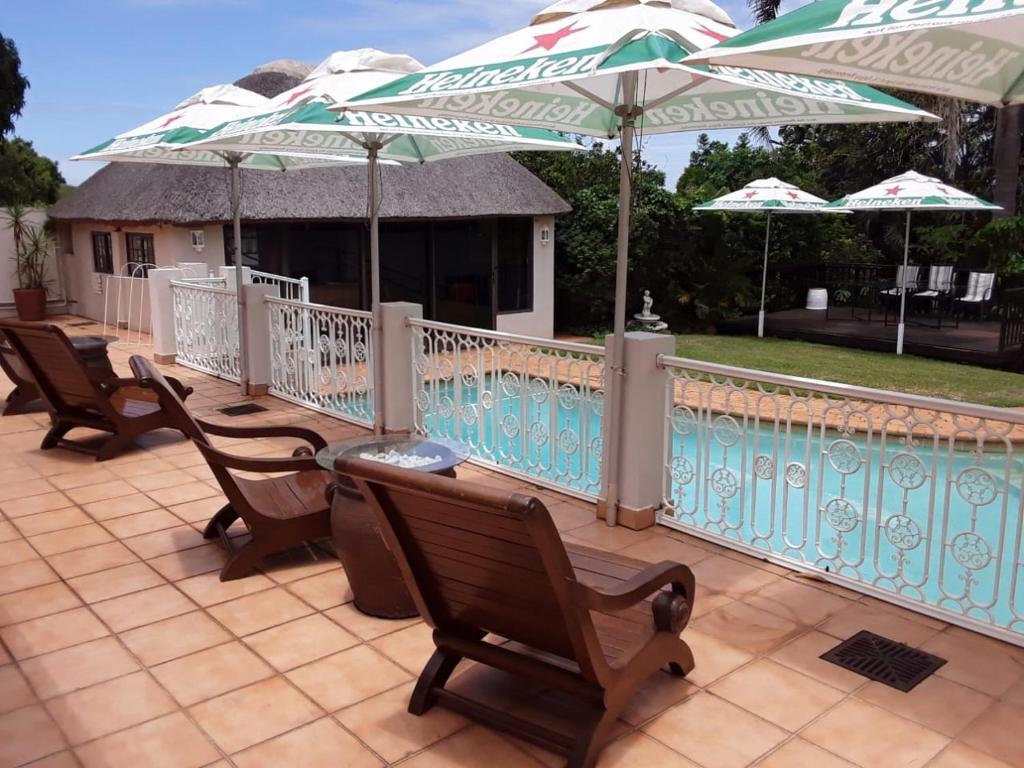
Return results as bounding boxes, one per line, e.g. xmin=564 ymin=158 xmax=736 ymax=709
xmin=523 ymin=22 xmax=588 ymax=53
xmin=284 ymin=85 xmax=315 ymax=106
xmin=787 ymin=192 xmax=800 ymax=199
xmin=695 ymin=25 xmax=729 ymax=42
xmin=885 ymin=185 xmax=903 ymax=195
xmin=160 ymin=114 xmax=182 ymax=128
xmin=744 ymin=191 xmax=758 ymax=199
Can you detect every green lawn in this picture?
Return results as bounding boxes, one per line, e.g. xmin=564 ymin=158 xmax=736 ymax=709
xmin=667 ymin=335 xmax=1024 ymax=408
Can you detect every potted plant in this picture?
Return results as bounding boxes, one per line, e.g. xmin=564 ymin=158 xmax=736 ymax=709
xmin=5 ymin=205 xmax=52 ymax=321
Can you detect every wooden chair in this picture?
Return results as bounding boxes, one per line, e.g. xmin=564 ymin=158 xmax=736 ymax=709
xmin=0 ymin=320 xmax=194 ymax=460
xmin=131 ymin=355 xmax=333 ymax=581
xmin=338 ymin=457 xmax=697 ymax=768
xmin=0 ymin=335 xmax=40 ymax=415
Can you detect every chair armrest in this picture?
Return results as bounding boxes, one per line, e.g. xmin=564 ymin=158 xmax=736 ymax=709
xmin=574 ymin=561 xmax=695 ymax=614
xmin=195 ymin=441 xmax=324 ymax=474
xmin=165 ymin=376 xmax=194 ymax=401
xmin=195 ymin=418 xmax=328 ymax=452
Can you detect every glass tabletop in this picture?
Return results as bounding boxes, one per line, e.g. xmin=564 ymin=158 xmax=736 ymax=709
xmin=316 ymin=434 xmax=471 ymax=474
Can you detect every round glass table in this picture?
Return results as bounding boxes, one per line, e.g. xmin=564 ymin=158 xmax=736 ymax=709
xmin=318 ymin=434 xmax=470 ymax=619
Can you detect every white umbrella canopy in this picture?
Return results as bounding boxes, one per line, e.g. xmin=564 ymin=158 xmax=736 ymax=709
xmin=342 ymin=0 xmax=937 ymax=523
xmin=826 ymin=170 xmax=1001 ymax=355
xmin=694 ymin=178 xmax=845 ymax=337
xmin=684 ymin=0 xmax=1024 ymax=107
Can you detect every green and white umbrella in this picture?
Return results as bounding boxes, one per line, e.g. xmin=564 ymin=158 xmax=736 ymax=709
xmin=825 ymin=170 xmax=1000 ymax=354
xmin=342 ymin=0 xmax=937 ymax=522
xmin=73 ymin=84 xmax=371 ymax=396
xmin=179 ymin=49 xmax=583 ymax=432
xmin=694 ymin=178 xmax=844 ymax=337
xmin=684 ymin=0 xmax=1024 ymax=106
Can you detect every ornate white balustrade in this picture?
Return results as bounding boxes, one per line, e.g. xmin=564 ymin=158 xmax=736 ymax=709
xmin=659 ymin=354 xmax=1024 ymax=644
xmin=252 ymin=270 xmax=309 ymax=303
xmin=170 ymin=281 xmax=240 ymax=381
xmin=267 ymin=297 xmax=373 ymax=426
xmin=410 ymin=319 xmax=606 ymax=497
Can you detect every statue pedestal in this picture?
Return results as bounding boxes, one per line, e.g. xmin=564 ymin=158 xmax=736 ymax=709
xmin=634 ymin=313 xmax=668 ymax=333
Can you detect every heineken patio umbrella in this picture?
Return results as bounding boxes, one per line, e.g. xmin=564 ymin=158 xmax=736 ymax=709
xmin=825 ymin=170 xmax=1000 ymax=355
xmin=72 ymin=84 xmax=369 ymax=396
xmin=694 ymin=178 xmax=844 ymax=337
xmin=178 ymin=49 xmax=583 ymax=433
xmin=684 ymin=0 xmax=1024 ymax=106
xmin=341 ymin=0 xmax=937 ymax=523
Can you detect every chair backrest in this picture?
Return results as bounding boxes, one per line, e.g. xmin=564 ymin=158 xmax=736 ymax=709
xmin=0 ymin=321 xmax=108 ymax=417
xmin=927 ymin=265 xmax=954 ymax=293
xmin=896 ymin=264 xmax=919 ymax=289
xmin=129 ymin=355 xmax=210 ymax=446
xmin=338 ymin=457 xmax=607 ymax=683
xmin=964 ymin=272 xmax=996 ymax=302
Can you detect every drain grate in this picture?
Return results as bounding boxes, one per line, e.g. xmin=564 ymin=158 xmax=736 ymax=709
xmin=821 ymin=630 xmax=946 ymax=692
xmin=217 ymin=403 xmax=269 ymax=417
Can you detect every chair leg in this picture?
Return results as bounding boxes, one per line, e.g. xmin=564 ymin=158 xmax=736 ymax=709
xmin=4 ymin=386 xmax=36 ymax=416
xmin=409 ymin=647 xmax=463 ymax=716
xmin=567 ymin=704 xmax=623 ymax=768
xmin=218 ymin=536 xmax=278 ymax=581
xmin=668 ymin=638 xmax=696 ymax=677
xmin=203 ymin=504 xmax=239 ymax=540
xmin=40 ymin=421 xmax=73 ymax=450
xmin=96 ymin=433 xmax=135 ymax=462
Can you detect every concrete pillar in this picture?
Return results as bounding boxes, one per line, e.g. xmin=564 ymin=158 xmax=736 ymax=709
xmin=219 ymin=266 xmax=252 ymax=287
xmin=148 ymin=268 xmax=183 ymax=364
xmin=597 ymin=331 xmax=674 ymax=530
xmin=380 ymin=302 xmax=423 ymax=433
xmin=176 ymin=262 xmax=210 ymax=279
xmin=243 ymin=284 xmax=274 ymax=396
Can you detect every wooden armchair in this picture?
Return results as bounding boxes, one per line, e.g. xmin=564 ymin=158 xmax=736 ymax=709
xmin=130 ymin=355 xmax=333 ymax=581
xmin=0 ymin=334 xmax=40 ymax=415
xmin=0 ymin=320 xmax=193 ymax=460
xmin=339 ymin=457 xmax=697 ymax=768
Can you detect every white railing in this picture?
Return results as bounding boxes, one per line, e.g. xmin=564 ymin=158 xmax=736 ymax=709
xmin=410 ymin=319 xmax=605 ymax=498
xmin=658 ymin=355 xmax=1024 ymax=645
xmin=252 ymin=270 xmax=309 ymax=303
xmin=179 ymin=277 xmax=227 ymax=288
xmin=267 ymin=296 xmax=373 ymax=426
xmin=170 ymin=281 xmax=240 ymax=381
xmin=101 ymin=265 xmax=151 ymax=346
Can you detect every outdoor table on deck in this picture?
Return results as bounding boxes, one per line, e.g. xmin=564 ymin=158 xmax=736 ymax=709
xmin=318 ymin=435 xmax=470 ymax=619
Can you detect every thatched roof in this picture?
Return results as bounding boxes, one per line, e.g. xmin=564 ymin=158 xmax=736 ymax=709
xmin=51 ymin=60 xmax=570 ymax=225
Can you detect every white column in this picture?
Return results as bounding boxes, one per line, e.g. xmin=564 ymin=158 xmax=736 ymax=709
xmin=379 ymin=302 xmax=423 ymax=433
xmin=598 ymin=331 xmax=674 ymax=530
xmin=242 ymin=284 xmax=274 ymax=396
xmin=148 ymin=268 xmax=183 ymax=364
xmin=219 ymin=266 xmax=252 ymax=286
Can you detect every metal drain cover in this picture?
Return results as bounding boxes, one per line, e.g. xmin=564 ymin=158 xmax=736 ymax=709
xmin=218 ymin=403 xmax=270 ymax=417
xmin=821 ymin=630 xmax=946 ymax=692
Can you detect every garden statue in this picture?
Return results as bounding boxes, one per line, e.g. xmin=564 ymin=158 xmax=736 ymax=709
xmin=635 ymin=290 xmax=668 ymax=332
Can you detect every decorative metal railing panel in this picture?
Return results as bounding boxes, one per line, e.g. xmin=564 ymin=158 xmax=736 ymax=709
xmin=659 ymin=355 xmax=1024 ymax=644
xmin=410 ymin=319 xmax=605 ymax=497
xmin=170 ymin=281 xmax=240 ymax=381
xmin=267 ymin=297 xmax=373 ymax=426
xmin=252 ymin=271 xmax=309 ymax=303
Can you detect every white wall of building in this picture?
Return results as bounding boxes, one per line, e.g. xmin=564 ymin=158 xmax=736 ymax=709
xmin=496 ymin=215 xmax=555 ymax=339
xmin=0 ymin=207 xmax=68 ymax=317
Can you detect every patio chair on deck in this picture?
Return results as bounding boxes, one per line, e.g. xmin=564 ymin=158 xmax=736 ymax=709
xmin=954 ymin=271 xmax=997 ymax=319
xmin=339 ymin=457 xmax=697 ymax=768
xmin=131 ymin=355 xmax=333 ymax=581
xmin=0 ymin=334 xmax=40 ymax=415
xmin=880 ymin=264 xmax=921 ymax=299
xmin=0 ymin=320 xmax=194 ymax=460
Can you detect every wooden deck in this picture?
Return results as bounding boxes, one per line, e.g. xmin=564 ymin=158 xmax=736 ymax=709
xmin=719 ymin=308 xmax=1023 ymax=370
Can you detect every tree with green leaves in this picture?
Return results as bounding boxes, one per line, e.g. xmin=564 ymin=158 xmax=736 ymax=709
xmin=0 ymin=33 xmax=29 ymax=138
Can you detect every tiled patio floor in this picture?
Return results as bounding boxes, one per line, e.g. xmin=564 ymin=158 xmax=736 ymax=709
xmin=0 ymin=319 xmax=1022 ymax=768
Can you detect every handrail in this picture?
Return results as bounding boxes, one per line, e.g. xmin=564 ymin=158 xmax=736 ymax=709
xmin=658 ymin=353 xmax=1024 ymax=425
xmin=251 ymin=269 xmax=305 ymax=286
xmin=170 ymin=280 xmax=236 ymax=297
xmin=408 ymin=317 xmax=605 ymax=357
xmin=265 ymin=295 xmax=372 ymax=319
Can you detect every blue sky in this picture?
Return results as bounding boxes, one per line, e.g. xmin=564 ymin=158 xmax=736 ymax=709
xmin=4 ymin=0 xmax=802 ymax=188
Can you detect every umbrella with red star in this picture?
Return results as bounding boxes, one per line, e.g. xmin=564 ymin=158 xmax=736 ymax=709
xmin=825 ymin=171 xmax=1000 ymax=355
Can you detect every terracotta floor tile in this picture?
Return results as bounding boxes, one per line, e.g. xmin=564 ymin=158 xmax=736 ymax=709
xmin=957 ymin=701 xmax=1024 ymax=766
xmin=768 ymin=631 xmax=868 ymax=693
xmin=928 ymin=742 xmax=1017 ymax=768
xmin=47 ymin=542 xmax=138 ymax=579
xmin=120 ymin=611 xmax=232 ymax=666
xmin=620 ymin=672 xmax=698 ymax=726
xmin=922 ymin=628 xmax=1024 ymax=697
xmin=676 ymin=628 xmax=753 ymax=688
xmin=643 ymin=691 xmax=787 ymax=768
xmin=243 ymin=614 xmax=358 ymax=672
xmin=0 ymin=492 xmax=73 ymax=519
xmin=324 ymin=603 xmax=420 ymax=641
xmin=370 ymin=622 xmax=436 ymax=674
xmin=0 ymin=478 xmax=56 ymax=503
xmin=562 ymin=521 xmax=653 ymax=552
xmin=167 ymin=496 xmax=225 ymax=524
xmin=12 ymin=508 xmax=92 ymax=538
xmin=1 ymin=607 xmax=109 ymax=660
xmin=64 ymin=480 xmax=137 ymax=506
xmin=175 ymin=570 xmax=274 ymax=607
xmin=207 ymin=587 xmax=312 ymax=636
xmin=284 ymin=569 xmax=352 ymax=610
xmin=546 ymin=501 xmax=598 ymax=532
xmin=287 ymin=644 xmax=411 ymax=711
xmin=231 ymin=717 xmax=383 ymax=768
xmin=0 ymin=521 xmax=17 ymax=543
xmin=47 ymin=467 xmax=118 ymax=491
xmin=689 ymin=555 xmax=782 ymax=599
xmin=74 ymin=712 xmax=219 ymax=768
xmin=82 ymin=493 xmax=160 ymax=521
xmin=151 ymin=640 xmax=273 ymax=706
xmin=0 ymin=705 xmax=67 ymax=768
xmin=260 ymin=546 xmax=339 ymax=584
xmin=0 ymin=467 xmax=42 ymax=486
xmin=45 ymin=671 xmax=177 ymax=746
xmin=0 ymin=665 xmax=36 ymax=714
xmin=819 ymin=602 xmax=940 ymax=648
xmin=147 ymin=544 xmax=227 ymax=581
xmin=29 ymin=524 xmax=115 ymax=556
xmin=108 ymin=457 xmax=174 ymax=480
xmin=402 ymin=726 xmax=542 ymax=768
xmin=19 ymin=637 xmax=139 ymax=700
xmin=617 ymin=534 xmax=712 ymax=566
xmin=123 ymin=525 xmax=209 ymax=560
xmin=857 ymin=674 xmax=993 ymax=737
xmin=744 ymin=579 xmax=853 ymax=628
xmin=92 ymin=584 xmax=196 ymax=632
xmin=127 ymin=469 xmax=200 ymax=493
xmin=188 ymin=677 xmax=322 ymax=755
xmin=146 ymin=482 xmax=219 ymax=507
xmin=0 ymin=558 xmax=58 ymax=596
xmin=692 ymin=601 xmax=803 ymax=655
xmin=0 ymin=582 xmax=81 ymax=627
xmin=334 ymin=681 xmax=467 ymax=763
xmin=164 ymin=452 xmax=209 ymax=470
xmin=802 ymin=698 xmax=949 ymax=768
xmin=710 ymin=658 xmax=846 ymax=731
xmin=755 ymin=739 xmax=857 ymax=768
xmin=67 ymin=562 xmax=165 ymax=604
xmin=0 ymin=539 xmax=37 ymax=566
xmin=102 ymin=509 xmax=182 ymax=539
xmin=20 ymin=749 xmax=81 ymax=768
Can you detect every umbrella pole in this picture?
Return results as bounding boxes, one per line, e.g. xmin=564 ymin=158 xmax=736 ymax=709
xmin=368 ymin=144 xmax=385 ymax=435
xmin=759 ymin=212 xmax=771 ymax=338
xmin=602 ymin=73 xmax=639 ymax=528
xmin=897 ymin=210 xmax=911 ymax=356
xmin=229 ymin=156 xmax=249 ymax=396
